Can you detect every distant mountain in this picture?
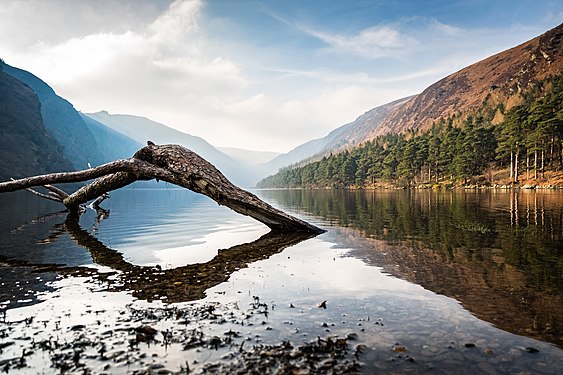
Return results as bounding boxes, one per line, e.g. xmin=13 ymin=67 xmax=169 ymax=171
xmin=0 ymin=69 xmax=73 ymax=181
xmin=1 ymin=62 xmax=140 ymax=169
xmin=262 ymin=96 xmax=413 ymax=175
xmin=85 ymin=111 xmax=251 ymax=186
xmin=0 ymin=61 xmax=252 ymax=187
xmin=79 ymin=114 xmax=141 ymax=161
xmin=218 ymin=147 xmax=279 ymax=166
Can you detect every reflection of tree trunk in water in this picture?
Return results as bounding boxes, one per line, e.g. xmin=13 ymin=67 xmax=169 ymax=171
xmin=0 ymin=144 xmax=323 ymax=234
xmin=61 ymin=211 xmax=315 ymax=303
xmin=509 ymin=190 xmax=520 ymax=226
xmin=1 ymin=143 xmax=324 ymax=302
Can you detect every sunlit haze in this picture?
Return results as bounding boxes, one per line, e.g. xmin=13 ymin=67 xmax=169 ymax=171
xmin=1 ymin=0 xmax=561 ymax=152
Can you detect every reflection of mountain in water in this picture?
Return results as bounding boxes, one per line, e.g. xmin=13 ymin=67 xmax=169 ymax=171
xmin=260 ymin=189 xmax=563 ymax=347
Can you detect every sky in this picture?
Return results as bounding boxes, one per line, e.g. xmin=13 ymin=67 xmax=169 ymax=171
xmin=1 ymin=0 xmax=561 ymax=153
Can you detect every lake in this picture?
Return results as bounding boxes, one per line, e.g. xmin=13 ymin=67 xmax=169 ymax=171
xmin=0 ymin=187 xmax=562 ymax=374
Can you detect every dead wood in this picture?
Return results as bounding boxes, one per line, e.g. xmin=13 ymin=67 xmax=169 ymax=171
xmin=0 ymin=144 xmax=323 ymax=233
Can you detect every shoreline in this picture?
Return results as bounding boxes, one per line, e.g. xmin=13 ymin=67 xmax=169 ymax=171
xmin=257 ymin=170 xmax=563 ymax=191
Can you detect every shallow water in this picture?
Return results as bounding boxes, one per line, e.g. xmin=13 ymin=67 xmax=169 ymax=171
xmin=0 ymin=187 xmax=562 ymax=374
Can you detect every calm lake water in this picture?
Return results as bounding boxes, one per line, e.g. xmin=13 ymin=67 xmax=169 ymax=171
xmin=0 ymin=187 xmax=562 ymax=374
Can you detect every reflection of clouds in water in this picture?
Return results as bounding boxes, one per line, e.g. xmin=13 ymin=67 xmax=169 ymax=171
xmin=220 ymin=236 xmax=426 ymax=303
xmin=151 ymin=222 xmax=269 ymax=268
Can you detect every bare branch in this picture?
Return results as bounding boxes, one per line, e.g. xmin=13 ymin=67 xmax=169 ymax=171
xmin=44 ymin=184 xmax=69 ymax=199
xmin=0 ymin=159 xmax=145 ymax=192
xmin=24 ymin=187 xmax=63 ymax=203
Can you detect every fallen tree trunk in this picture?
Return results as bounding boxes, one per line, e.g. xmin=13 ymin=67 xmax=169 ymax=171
xmin=0 ymin=143 xmax=323 ymax=234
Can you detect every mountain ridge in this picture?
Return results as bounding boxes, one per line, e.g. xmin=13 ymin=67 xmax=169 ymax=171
xmin=260 ymin=22 xmax=563 ymax=180
xmin=257 ymin=96 xmax=415 ymax=181
xmin=217 ymin=147 xmax=279 ymax=166
xmin=85 ymin=111 xmax=251 ymax=186
xmin=1 ymin=62 xmax=141 ymax=170
xmin=350 ymin=22 xmax=563 ymax=142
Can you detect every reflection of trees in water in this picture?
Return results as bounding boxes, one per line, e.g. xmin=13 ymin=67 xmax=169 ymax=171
xmin=266 ymin=189 xmax=563 ymax=291
xmin=262 ymin=189 xmax=563 ymax=347
xmin=5 ymin=208 xmax=315 ymax=304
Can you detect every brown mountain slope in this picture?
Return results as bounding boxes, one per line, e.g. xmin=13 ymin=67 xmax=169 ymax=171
xmin=363 ymin=22 xmax=563 ymax=139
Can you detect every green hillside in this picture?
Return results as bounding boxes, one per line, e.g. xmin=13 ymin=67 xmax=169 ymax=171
xmin=259 ymin=74 xmax=563 ymax=189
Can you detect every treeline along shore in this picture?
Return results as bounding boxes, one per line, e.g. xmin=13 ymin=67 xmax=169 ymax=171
xmin=259 ymin=74 xmax=563 ymax=190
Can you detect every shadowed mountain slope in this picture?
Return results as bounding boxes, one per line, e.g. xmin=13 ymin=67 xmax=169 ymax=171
xmin=1 ymin=62 xmax=142 ymax=170
xmin=0 ymin=70 xmax=73 ymax=181
xmin=85 ymin=111 xmax=251 ymax=186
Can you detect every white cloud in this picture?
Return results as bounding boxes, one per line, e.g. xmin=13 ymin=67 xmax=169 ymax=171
xmin=314 ymin=25 xmax=416 ymax=59
xmin=1 ymin=1 xmax=559 ymax=153
xmin=0 ymin=0 xmax=168 ymax=48
xmin=19 ymin=32 xmax=145 ymax=85
xmin=1 ymin=0 xmax=266 ymax=146
xmin=295 ymin=23 xmax=417 ymax=59
xmin=428 ymin=19 xmax=463 ymax=36
xmin=3 ymin=0 xmax=398 ymax=152
xmin=149 ymin=0 xmax=201 ymax=47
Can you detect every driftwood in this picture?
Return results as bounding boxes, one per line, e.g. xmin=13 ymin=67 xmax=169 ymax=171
xmin=0 ymin=143 xmax=323 ymax=233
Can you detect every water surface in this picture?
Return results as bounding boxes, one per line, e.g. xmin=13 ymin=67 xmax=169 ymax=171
xmin=259 ymin=189 xmax=563 ymax=347
xmin=0 ymin=187 xmax=561 ymax=374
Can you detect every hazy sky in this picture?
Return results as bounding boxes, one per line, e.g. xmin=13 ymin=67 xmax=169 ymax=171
xmin=1 ymin=0 xmax=561 ymax=152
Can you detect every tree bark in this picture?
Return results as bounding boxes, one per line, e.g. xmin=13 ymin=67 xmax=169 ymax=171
xmin=534 ymin=146 xmax=538 ymax=180
xmin=514 ymin=149 xmax=519 ymax=183
xmin=0 ymin=144 xmax=324 ymax=234
xmin=510 ymin=149 xmax=514 ymax=181
xmin=526 ymin=152 xmax=530 ymax=180
xmin=542 ymin=148 xmax=545 ymax=178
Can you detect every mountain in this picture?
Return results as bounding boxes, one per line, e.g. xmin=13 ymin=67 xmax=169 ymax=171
xmin=79 ymin=114 xmax=141 ymax=161
xmin=364 ymin=22 xmax=563 ymax=139
xmin=261 ymin=22 xmax=563 ymax=178
xmin=0 ymin=69 xmax=73 ymax=181
xmin=217 ymin=147 xmax=280 ymax=184
xmin=2 ymin=63 xmax=99 ymax=169
xmin=1 ymin=61 xmax=251 ymax=186
xmin=218 ymin=147 xmax=279 ymax=166
xmin=263 ymin=96 xmax=413 ymax=175
xmin=1 ymin=62 xmax=140 ymax=169
xmin=258 ymin=24 xmax=563 ymax=189
xmin=85 ymin=111 xmax=250 ymax=186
